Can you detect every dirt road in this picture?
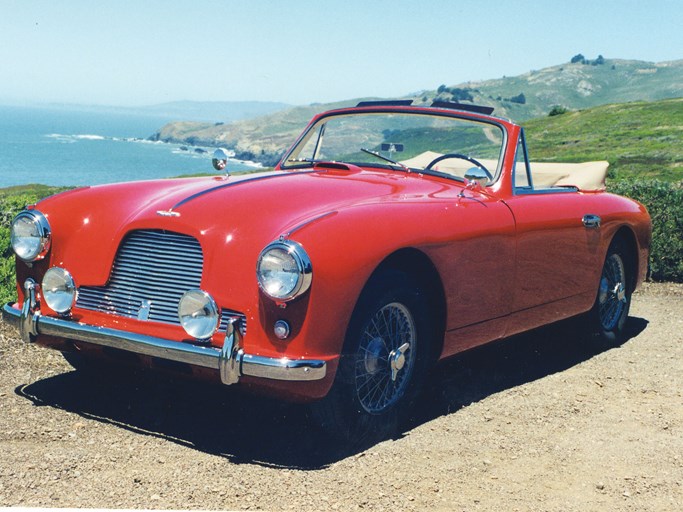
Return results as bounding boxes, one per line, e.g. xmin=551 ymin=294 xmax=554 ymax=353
xmin=1 ymin=282 xmax=681 ymax=511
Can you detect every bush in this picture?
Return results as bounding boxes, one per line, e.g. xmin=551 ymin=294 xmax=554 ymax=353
xmin=608 ymin=180 xmax=683 ymax=282
xmin=509 ymin=93 xmax=526 ymax=104
xmin=548 ymin=105 xmax=569 ymax=116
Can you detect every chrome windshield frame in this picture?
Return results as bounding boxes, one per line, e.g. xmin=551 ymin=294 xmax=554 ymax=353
xmin=280 ymin=108 xmax=508 ymax=185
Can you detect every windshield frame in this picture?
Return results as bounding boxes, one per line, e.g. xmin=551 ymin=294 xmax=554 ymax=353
xmin=279 ymin=107 xmax=509 ymax=184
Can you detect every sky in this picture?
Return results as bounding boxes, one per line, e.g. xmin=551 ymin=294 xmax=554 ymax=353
xmin=1 ymin=0 xmax=682 ymax=107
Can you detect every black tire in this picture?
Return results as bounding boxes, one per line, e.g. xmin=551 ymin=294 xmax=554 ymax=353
xmin=588 ymin=238 xmax=632 ymax=344
xmin=311 ymin=270 xmax=435 ymax=446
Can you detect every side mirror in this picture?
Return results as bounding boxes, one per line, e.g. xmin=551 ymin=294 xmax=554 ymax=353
xmin=464 ymin=167 xmax=488 ymax=188
xmin=212 ymin=148 xmax=230 ymax=174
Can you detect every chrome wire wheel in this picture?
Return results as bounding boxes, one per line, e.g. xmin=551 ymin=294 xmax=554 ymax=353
xmin=355 ymin=302 xmax=416 ymax=414
xmin=598 ymin=252 xmax=628 ymax=331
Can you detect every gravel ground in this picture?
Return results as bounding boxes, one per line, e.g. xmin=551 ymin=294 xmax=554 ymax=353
xmin=0 ymin=282 xmax=681 ymax=511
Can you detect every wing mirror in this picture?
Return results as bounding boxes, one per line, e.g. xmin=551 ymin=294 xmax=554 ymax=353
xmin=212 ymin=148 xmax=231 ymax=174
xmin=464 ymin=167 xmax=488 ymax=188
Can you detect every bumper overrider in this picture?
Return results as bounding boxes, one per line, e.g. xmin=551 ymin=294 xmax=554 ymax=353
xmin=2 ymin=279 xmax=326 ymax=385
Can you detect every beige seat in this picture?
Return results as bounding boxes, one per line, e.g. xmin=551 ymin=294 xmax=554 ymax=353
xmin=530 ymin=161 xmax=609 ymax=191
xmin=401 ymin=151 xmax=608 ymax=191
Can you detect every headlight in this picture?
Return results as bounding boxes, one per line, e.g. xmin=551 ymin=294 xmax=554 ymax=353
xmin=42 ymin=267 xmax=77 ymax=314
xmin=256 ymin=240 xmax=312 ymax=301
xmin=178 ymin=289 xmax=219 ymax=340
xmin=10 ymin=210 xmax=51 ymax=262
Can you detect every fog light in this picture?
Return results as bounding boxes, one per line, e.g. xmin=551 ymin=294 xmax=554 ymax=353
xmin=178 ymin=290 xmax=219 ymax=340
xmin=42 ymin=267 xmax=76 ymax=314
xmin=273 ymin=320 xmax=290 ymax=340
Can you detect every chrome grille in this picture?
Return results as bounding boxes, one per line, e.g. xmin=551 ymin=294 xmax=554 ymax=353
xmin=77 ymin=230 xmax=204 ymax=325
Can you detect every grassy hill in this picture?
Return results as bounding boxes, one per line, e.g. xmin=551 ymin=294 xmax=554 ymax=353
xmin=150 ymin=58 xmax=683 ymax=165
xmin=524 ymin=97 xmax=683 ymax=181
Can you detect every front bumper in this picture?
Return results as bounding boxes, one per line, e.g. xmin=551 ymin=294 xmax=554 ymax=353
xmin=2 ymin=279 xmax=326 ymax=385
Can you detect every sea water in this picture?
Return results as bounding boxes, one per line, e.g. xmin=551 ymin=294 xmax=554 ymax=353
xmin=0 ymin=104 xmax=259 ymax=188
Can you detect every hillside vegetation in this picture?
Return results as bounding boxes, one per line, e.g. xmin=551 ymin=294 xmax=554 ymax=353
xmin=524 ymin=97 xmax=683 ymax=181
xmin=151 ymin=58 xmax=683 ymax=165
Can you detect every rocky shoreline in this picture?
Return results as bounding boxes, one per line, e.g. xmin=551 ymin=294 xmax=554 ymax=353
xmin=148 ymin=120 xmax=290 ymax=167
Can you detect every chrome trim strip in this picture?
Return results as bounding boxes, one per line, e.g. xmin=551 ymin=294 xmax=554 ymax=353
xmin=282 ymin=211 xmax=338 ymax=239
xmin=3 ymin=298 xmax=326 ymax=384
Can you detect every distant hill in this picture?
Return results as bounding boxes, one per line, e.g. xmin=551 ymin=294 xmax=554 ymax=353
xmin=149 ymin=58 xmax=683 ymax=166
xmin=428 ymin=58 xmax=683 ymax=120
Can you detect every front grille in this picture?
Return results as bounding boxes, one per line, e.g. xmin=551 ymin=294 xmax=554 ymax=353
xmin=220 ymin=309 xmax=247 ymax=336
xmin=77 ymin=229 xmax=204 ymax=325
xmin=76 ymin=229 xmax=247 ymax=335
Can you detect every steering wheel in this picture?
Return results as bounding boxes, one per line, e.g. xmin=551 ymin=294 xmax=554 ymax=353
xmin=424 ymin=153 xmax=493 ymax=180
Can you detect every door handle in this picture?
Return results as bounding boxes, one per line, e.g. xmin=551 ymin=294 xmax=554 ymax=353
xmin=582 ymin=214 xmax=601 ymax=228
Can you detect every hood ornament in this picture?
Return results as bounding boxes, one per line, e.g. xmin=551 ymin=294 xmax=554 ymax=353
xmin=156 ymin=209 xmax=180 ymax=217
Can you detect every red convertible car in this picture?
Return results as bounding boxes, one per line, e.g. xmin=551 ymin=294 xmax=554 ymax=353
xmin=4 ymin=100 xmax=651 ymax=438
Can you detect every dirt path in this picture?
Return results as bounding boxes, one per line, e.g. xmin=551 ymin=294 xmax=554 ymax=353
xmin=1 ymin=282 xmax=681 ymax=511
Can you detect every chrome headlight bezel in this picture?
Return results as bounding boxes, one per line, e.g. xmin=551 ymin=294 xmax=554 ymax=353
xmin=256 ymin=240 xmax=312 ymax=302
xmin=41 ymin=267 xmax=77 ymax=314
xmin=10 ymin=210 xmax=52 ymax=262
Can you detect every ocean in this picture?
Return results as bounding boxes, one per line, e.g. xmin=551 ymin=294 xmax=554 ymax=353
xmin=0 ymin=104 xmax=259 ymax=188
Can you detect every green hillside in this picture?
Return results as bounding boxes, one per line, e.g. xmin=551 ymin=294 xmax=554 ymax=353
xmin=150 ymin=58 xmax=683 ymax=165
xmin=523 ymin=98 xmax=683 ymax=182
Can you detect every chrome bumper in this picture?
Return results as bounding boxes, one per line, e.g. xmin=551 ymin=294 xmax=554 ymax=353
xmin=2 ymin=279 xmax=326 ymax=385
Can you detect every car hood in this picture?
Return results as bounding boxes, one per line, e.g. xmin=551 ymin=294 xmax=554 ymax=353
xmin=34 ymin=167 xmax=462 ymax=285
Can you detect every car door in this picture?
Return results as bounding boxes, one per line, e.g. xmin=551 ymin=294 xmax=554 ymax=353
xmin=503 ymin=131 xmax=603 ymax=332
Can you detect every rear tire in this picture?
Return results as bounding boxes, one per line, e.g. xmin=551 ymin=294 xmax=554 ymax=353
xmin=588 ymin=239 xmax=632 ymax=344
xmin=311 ymin=270 xmax=434 ymax=447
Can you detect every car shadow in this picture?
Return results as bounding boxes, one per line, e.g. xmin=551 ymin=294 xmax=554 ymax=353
xmin=413 ymin=315 xmax=649 ymax=424
xmin=15 ymin=316 xmax=648 ymax=470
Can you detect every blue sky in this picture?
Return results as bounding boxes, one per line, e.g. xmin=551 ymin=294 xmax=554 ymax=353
xmin=1 ymin=0 xmax=681 ymax=107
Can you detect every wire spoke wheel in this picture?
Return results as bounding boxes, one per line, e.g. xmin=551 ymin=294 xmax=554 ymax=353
xmin=355 ymin=302 xmax=416 ymax=414
xmin=598 ymin=252 xmax=628 ymax=332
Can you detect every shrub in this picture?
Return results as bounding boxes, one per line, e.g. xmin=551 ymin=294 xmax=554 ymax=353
xmin=608 ymin=180 xmax=683 ymax=282
xmin=509 ymin=93 xmax=526 ymax=104
xmin=548 ymin=105 xmax=569 ymax=116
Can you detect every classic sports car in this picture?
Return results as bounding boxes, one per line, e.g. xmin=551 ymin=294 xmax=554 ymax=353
xmin=4 ymin=100 xmax=651 ymax=439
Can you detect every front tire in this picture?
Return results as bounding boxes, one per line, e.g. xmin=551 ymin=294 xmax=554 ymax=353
xmin=312 ymin=270 xmax=434 ymax=446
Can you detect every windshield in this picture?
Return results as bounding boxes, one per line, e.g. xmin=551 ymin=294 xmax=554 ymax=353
xmin=282 ymin=111 xmax=506 ymax=182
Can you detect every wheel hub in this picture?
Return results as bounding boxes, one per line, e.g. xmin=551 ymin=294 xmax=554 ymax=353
xmin=389 ymin=343 xmax=410 ymax=382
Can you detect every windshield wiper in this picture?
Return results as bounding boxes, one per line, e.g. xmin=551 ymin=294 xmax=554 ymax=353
xmin=361 ymin=148 xmax=411 ymax=172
